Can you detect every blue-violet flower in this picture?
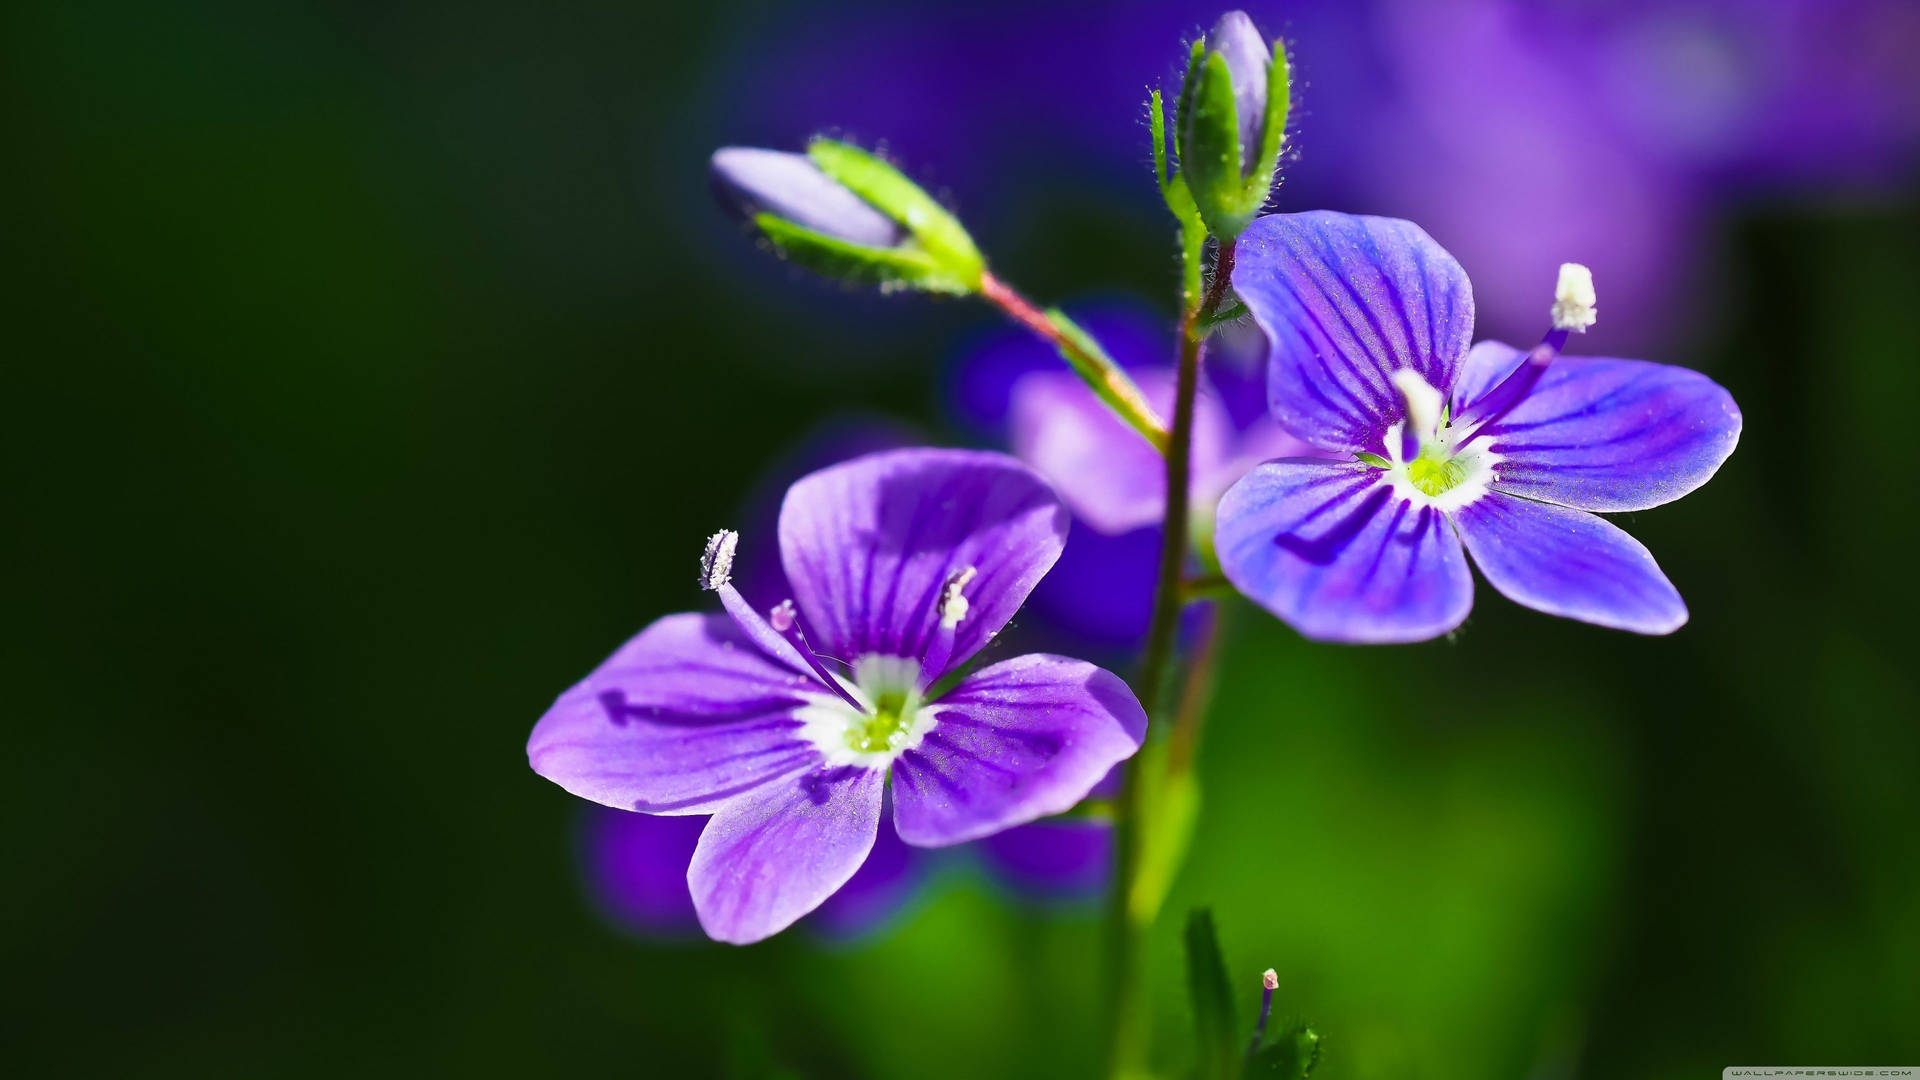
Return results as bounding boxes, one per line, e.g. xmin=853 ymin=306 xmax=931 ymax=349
xmin=528 ymin=448 xmax=1146 ymax=943
xmin=1215 ymin=211 xmax=1741 ymax=643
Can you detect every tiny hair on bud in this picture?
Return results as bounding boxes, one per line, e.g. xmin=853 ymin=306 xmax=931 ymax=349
xmin=699 ymin=530 xmax=739 ymax=591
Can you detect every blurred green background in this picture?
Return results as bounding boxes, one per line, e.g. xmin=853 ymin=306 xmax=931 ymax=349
xmin=6 ymin=1 xmax=1917 ymax=1077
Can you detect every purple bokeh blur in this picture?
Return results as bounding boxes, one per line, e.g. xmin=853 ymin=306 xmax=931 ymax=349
xmin=702 ymin=0 xmax=1919 ymax=352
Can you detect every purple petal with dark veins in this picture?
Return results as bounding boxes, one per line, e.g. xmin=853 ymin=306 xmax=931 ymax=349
xmin=891 ymin=655 xmax=1146 ymax=847
xmin=1009 ymin=368 xmax=1234 ymax=535
xmin=527 ymin=613 xmax=821 ymax=814
xmin=1215 ymin=460 xmax=1473 ymax=643
xmin=976 ymin=818 xmax=1112 ymax=903
xmin=1232 ymin=212 xmax=1476 ymax=456
xmin=778 ymin=448 xmax=1067 ymax=679
xmin=1453 ymin=491 xmax=1687 ymax=634
xmin=689 ymin=764 xmax=886 ymax=945
xmin=1459 ymin=345 xmax=1742 ymax=512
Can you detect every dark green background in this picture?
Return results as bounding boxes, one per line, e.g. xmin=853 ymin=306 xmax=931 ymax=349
xmin=7 ymin=2 xmax=1916 ymax=1077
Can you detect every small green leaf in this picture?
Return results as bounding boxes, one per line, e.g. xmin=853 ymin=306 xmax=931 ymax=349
xmin=1186 ymin=909 xmax=1238 ymax=1080
xmin=1244 ymin=1026 xmax=1321 ymax=1079
xmin=807 ymin=138 xmax=982 ymax=291
xmin=1353 ymin=452 xmax=1391 ymax=469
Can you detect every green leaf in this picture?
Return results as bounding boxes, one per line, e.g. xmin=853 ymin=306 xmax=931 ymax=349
xmin=752 ymin=215 xmax=973 ymax=295
xmin=1186 ymin=909 xmax=1238 ymax=1080
xmin=1244 ymin=1026 xmax=1321 ymax=1079
xmin=806 ymin=138 xmax=982 ymax=291
xmin=1353 ymin=452 xmax=1391 ymax=469
xmin=1179 ymin=51 xmax=1253 ymax=240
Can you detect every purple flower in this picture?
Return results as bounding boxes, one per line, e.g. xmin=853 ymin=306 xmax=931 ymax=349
xmin=1214 ymin=211 xmax=1741 ymax=643
xmin=528 ymin=448 xmax=1146 ymax=943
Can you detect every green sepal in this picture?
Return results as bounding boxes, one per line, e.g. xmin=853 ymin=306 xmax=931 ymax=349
xmin=1173 ymin=38 xmax=1206 ymax=164
xmin=752 ymin=215 xmax=973 ymax=295
xmin=1185 ymin=909 xmax=1238 ymax=1080
xmin=1252 ymin=39 xmax=1291 ymax=195
xmin=806 ymin=138 xmax=983 ymax=292
xmin=1243 ymin=1026 xmax=1321 ymax=1079
xmin=1179 ymin=50 xmax=1253 ymax=240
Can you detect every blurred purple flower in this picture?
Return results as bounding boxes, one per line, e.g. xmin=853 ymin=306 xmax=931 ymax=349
xmin=1215 ymin=211 xmax=1741 ymax=643
xmin=949 ymin=300 xmax=1312 ymax=648
xmin=529 ymin=448 xmax=1145 ymax=943
xmin=580 ymin=804 xmax=1113 ymax=944
xmin=580 ymin=805 xmax=925 ymax=941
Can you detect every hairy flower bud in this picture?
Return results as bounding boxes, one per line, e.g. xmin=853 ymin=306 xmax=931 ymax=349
xmin=1176 ymin=11 xmax=1290 ymax=240
xmin=709 ymin=139 xmax=984 ymax=294
xmin=710 ymin=147 xmax=905 ymax=249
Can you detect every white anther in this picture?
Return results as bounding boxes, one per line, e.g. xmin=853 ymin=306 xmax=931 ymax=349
xmin=1262 ymin=969 xmax=1279 ymax=991
xmin=939 ymin=566 xmax=978 ymax=628
xmin=1551 ymin=262 xmax=1597 ymax=332
xmin=699 ymin=530 xmax=738 ymax=591
xmin=1391 ymin=368 xmax=1445 ymax=443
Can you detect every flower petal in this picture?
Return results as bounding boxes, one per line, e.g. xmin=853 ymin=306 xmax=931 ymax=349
xmin=1466 ymin=346 xmax=1743 ymax=512
xmin=779 ymin=448 xmax=1068 ymax=676
xmin=1009 ymin=368 xmax=1233 ymax=534
xmin=976 ymin=818 xmax=1112 ymax=902
xmin=1453 ymin=491 xmax=1687 ymax=634
xmin=527 ymin=613 xmax=821 ymax=814
xmin=1232 ymin=211 xmax=1475 ymax=455
xmin=891 ymin=655 xmax=1146 ymax=846
xmin=688 ymin=764 xmax=885 ymax=944
xmin=808 ymin=815 xmax=926 ymax=939
xmin=1216 ymin=460 xmax=1473 ymax=643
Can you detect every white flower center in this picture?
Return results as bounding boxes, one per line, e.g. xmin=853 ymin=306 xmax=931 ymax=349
xmin=795 ymin=653 xmax=934 ymax=768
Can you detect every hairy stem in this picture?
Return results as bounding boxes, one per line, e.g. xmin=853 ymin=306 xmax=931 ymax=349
xmin=978 ymin=271 xmax=1169 ymax=453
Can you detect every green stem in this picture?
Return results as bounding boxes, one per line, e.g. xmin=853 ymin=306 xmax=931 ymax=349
xmin=1103 ymin=236 xmax=1235 ymax=1079
xmin=979 ymin=271 xmax=1169 ymax=453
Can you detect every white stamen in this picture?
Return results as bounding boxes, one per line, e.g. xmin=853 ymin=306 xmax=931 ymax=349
xmin=1391 ymin=368 xmax=1444 ymax=444
xmin=1551 ymin=262 xmax=1597 ymax=332
xmin=1262 ymin=969 xmax=1279 ymax=991
xmin=699 ymin=529 xmax=737 ymax=591
xmin=939 ymin=566 xmax=978 ymax=628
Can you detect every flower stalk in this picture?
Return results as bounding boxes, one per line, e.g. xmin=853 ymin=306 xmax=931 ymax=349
xmin=1104 ymin=234 xmax=1236 ymax=1079
xmin=979 ymin=271 xmax=1169 ymax=453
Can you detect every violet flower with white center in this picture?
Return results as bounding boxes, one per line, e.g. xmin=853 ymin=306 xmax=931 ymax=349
xmin=1214 ymin=211 xmax=1741 ymax=643
xmin=528 ymin=448 xmax=1146 ymax=944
